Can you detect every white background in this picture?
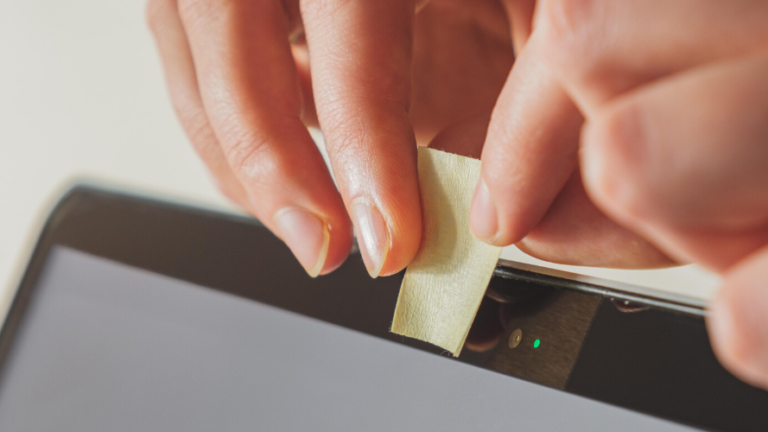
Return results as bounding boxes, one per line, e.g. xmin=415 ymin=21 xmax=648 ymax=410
xmin=0 ymin=0 xmax=720 ymax=320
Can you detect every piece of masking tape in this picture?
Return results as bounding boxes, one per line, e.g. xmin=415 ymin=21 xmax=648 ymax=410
xmin=391 ymin=147 xmax=502 ymax=356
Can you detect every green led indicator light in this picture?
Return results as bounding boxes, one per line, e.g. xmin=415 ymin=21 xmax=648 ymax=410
xmin=533 ymin=339 xmax=541 ymax=349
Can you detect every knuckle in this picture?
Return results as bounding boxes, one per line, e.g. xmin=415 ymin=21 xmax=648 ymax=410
xmin=318 ymin=101 xmax=363 ymax=148
xmin=321 ymin=100 xmax=409 ymax=154
xmin=183 ymin=114 xmax=219 ymax=159
xmin=222 ymin=129 xmax=273 ymax=180
xmin=322 ymin=114 xmax=365 ymax=157
xmin=536 ymin=0 xmax=599 ymax=70
xmin=217 ymin=115 xmax=309 ymax=182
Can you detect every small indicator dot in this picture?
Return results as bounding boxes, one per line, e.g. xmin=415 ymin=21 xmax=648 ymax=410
xmin=533 ymin=339 xmax=541 ymax=349
xmin=509 ymin=329 xmax=523 ymax=349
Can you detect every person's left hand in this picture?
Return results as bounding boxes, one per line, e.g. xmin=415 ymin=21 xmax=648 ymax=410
xmin=147 ymin=0 xmax=519 ymax=279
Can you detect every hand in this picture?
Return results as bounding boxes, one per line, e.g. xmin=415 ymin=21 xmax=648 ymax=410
xmin=146 ymin=0 xmax=514 ymax=278
xmin=469 ymin=0 xmax=768 ymax=388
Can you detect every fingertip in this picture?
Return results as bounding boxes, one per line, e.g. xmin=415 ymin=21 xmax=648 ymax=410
xmin=708 ymin=288 xmax=742 ymax=371
xmin=425 ymin=113 xmax=512 ymax=246
xmin=708 ymin=256 xmax=768 ymax=390
xmin=708 ymin=289 xmax=768 ymax=389
xmin=317 ymin=219 xmax=353 ymax=276
xmin=378 ymin=190 xmax=423 ymax=277
xmin=351 ymin=198 xmax=391 ymax=278
xmin=359 ymin=156 xmax=424 ymax=279
xmin=274 ymin=207 xmax=346 ymax=278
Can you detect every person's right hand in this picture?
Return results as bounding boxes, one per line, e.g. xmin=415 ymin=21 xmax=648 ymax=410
xmin=466 ymin=0 xmax=768 ymax=389
xmin=146 ymin=0 xmax=515 ymax=278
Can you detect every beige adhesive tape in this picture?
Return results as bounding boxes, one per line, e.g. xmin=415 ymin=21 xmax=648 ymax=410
xmin=391 ymin=147 xmax=502 ymax=356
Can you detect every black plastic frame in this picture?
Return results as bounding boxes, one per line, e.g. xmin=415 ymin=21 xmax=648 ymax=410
xmin=1 ymin=185 xmax=766 ymax=432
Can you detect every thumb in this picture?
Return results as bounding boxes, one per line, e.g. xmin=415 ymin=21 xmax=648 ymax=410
xmin=708 ymin=244 xmax=768 ymax=390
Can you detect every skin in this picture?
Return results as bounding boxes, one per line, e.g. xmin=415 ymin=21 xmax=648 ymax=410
xmin=148 ymin=0 xmax=768 ymax=390
xmin=147 ymin=0 xmax=517 ymax=280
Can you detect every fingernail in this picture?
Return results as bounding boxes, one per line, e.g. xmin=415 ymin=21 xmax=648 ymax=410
xmin=351 ymin=198 xmax=389 ymax=278
xmin=274 ymin=207 xmax=330 ymax=277
xmin=469 ymin=177 xmax=499 ymax=243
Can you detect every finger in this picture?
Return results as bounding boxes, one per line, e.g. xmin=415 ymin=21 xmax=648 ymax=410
xmin=582 ymin=54 xmax=768 ymax=270
xmin=502 ymin=0 xmax=537 ymax=54
xmin=431 ymin=113 xmax=672 ymax=268
xmin=291 ymin=40 xmax=318 ymax=127
xmin=283 ymin=0 xmax=319 ymax=128
xmin=708 ymin=244 xmax=768 ymax=390
xmin=519 ymin=172 xmax=675 ymax=268
xmin=532 ymin=0 xmax=768 ymax=111
xmin=179 ymin=0 xmax=352 ymax=277
xmin=470 ymin=45 xmax=583 ymax=246
xmin=408 ymin=0 xmax=513 ymax=145
xmin=301 ymin=0 xmax=421 ymax=277
xmin=146 ymin=0 xmax=248 ymax=208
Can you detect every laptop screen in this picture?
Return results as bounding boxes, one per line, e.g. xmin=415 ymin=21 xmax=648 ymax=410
xmin=0 ymin=246 xmax=694 ymax=431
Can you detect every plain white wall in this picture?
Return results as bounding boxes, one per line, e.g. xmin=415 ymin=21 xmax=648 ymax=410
xmin=0 ymin=0 xmax=720 ymax=320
